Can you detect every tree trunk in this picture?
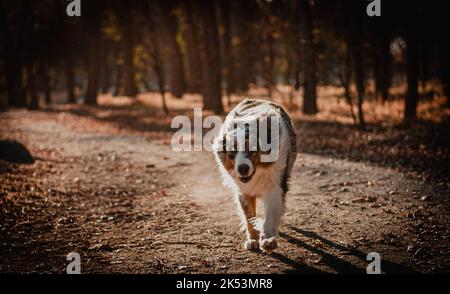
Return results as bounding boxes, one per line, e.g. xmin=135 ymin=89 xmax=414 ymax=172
xmin=145 ymin=1 xmax=170 ymax=114
xmin=374 ymin=34 xmax=391 ymax=104
xmin=100 ymin=41 xmax=113 ymax=94
xmin=380 ymin=38 xmax=392 ymax=104
xmin=61 ymin=8 xmax=77 ymax=104
xmin=340 ymin=47 xmax=357 ymax=126
xmin=200 ymin=0 xmax=223 ymax=114
xmin=2 ymin=0 xmax=26 ymax=107
xmin=27 ymin=64 xmax=39 ymax=110
xmin=156 ymin=65 xmax=169 ymax=115
xmin=85 ymin=15 xmax=101 ymax=105
xmin=113 ymin=62 xmax=123 ymax=97
xmin=23 ymin=0 xmax=39 ymax=110
xmin=151 ymin=52 xmax=169 ymax=114
xmin=343 ymin=81 xmax=357 ymax=126
xmin=182 ymin=0 xmax=203 ymax=93
xmin=404 ymin=26 xmax=419 ymax=123
xmin=233 ymin=0 xmax=253 ymax=92
xmin=42 ymin=63 xmax=52 ymax=105
xmin=219 ymin=0 xmax=236 ymax=105
xmin=418 ymin=37 xmax=427 ymax=93
xmin=4 ymin=50 xmax=26 ymax=107
xmin=299 ymin=0 xmax=318 ymax=114
xmin=161 ymin=1 xmax=186 ymax=98
xmin=439 ymin=40 xmax=450 ymax=107
xmin=344 ymin=1 xmax=366 ymax=129
xmin=121 ymin=9 xmax=138 ymax=97
xmin=373 ymin=42 xmax=382 ymax=102
xmin=262 ymin=13 xmax=275 ymax=98
xmin=353 ymin=50 xmax=366 ymax=130
xmin=65 ymin=53 xmax=76 ymax=103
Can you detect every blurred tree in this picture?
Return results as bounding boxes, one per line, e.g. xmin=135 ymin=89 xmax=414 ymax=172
xmin=101 ymin=6 xmax=122 ymax=97
xmin=218 ymin=0 xmax=236 ymax=106
xmin=160 ymin=0 xmax=186 ymax=98
xmin=299 ymin=0 xmax=318 ymax=114
xmin=404 ymin=12 xmax=419 ymax=123
xmin=441 ymin=42 xmax=450 ymax=108
xmin=120 ymin=3 xmax=138 ymax=97
xmin=281 ymin=0 xmax=301 ymax=107
xmin=340 ymin=27 xmax=357 ymax=126
xmin=437 ymin=18 xmax=449 ymax=107
xmin=180 ymin=0 xmax=202 ymax=93
xmin=2 ymin=0 xmax=27 ymax=107
xmin=233 ymin=0 xmax=258 ymax=92
xmin=373 ymin=33 xmax=392 ymax=103
xmin=259 ymin=1 xmax=277 ymax=98
xmin=144 ymin=0 xmax=169 ymax=114
xmin=84 ymin=1 xmax=102 ymax=105
xmin=199 ymin=0 xmax=223 ymax=114
xmin=344 ymin=0 xmax=366 ymax=129
xmin=60 ymin=12 xmax=78 ymax=103
xmin=23 ymin=0 xmax=39 ymax=110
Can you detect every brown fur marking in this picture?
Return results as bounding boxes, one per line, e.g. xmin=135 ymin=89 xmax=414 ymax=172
xmin=240 ymin=194 xmax=259 ymax=240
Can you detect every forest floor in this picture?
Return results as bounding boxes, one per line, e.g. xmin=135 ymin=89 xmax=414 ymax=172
xmin=1 ymin=93 xmax=449 ymax=273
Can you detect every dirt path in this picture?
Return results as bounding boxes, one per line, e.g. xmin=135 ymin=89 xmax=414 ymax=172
xmin=1 ymin=110 xmax=449 ymax=273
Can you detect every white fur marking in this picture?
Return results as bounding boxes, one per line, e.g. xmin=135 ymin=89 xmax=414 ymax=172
xmin=262 ymin=185 xmax=284 ymax=238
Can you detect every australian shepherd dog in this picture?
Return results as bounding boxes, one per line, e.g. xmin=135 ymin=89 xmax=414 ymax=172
xmin=213 ymin=98 xmax=297 ymax=252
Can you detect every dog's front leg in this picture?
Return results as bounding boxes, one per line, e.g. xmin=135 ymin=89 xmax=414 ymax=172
xmin=237 ymin=193 xmax=260 ymax=250
xmin=260 ymin=185 xmax=284 ymax=252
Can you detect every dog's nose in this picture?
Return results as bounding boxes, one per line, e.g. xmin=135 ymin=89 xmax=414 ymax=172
xmin=238 ymin=164 xmax=250 ymax=175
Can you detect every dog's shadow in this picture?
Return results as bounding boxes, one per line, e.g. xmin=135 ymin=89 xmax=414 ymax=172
xmin=268 ymin=227 xmax=416 ymax=274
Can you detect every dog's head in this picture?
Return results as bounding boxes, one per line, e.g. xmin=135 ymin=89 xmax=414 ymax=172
xmin=222 ymin=148 xmax=269 ymax=184
xmin=214 ymin=117 xmax=277 ymax=184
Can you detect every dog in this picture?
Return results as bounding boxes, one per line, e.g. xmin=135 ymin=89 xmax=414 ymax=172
xmin=213 ymin=98 xmax=297 ymax=252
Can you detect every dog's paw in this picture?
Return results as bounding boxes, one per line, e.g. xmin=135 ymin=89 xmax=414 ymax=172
xmin=244 ymin=239 xmax=260 ymax=251
xmin=260 ymin=237 xmax=277 ymax=253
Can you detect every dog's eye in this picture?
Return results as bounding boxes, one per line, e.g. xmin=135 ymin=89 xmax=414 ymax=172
xmin=227 ymin=151 xmax=237 ymax=159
